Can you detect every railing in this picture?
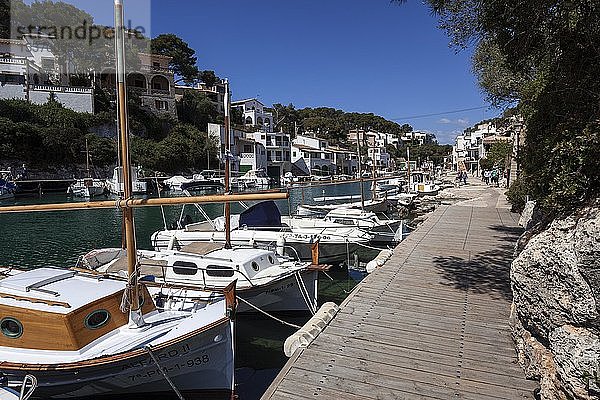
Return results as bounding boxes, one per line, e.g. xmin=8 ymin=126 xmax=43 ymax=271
xmin=30 ymin=85 xmax=93 ymax=94
xmin=140 ymin=65 xmax=173 ymax=74
xmin=0 ymin=58 xmax=26 ymax=65
xmin=149 ymin=88 xmax=171 ymax=95
xmin=239 ymin=153 xmax=254 ymax=159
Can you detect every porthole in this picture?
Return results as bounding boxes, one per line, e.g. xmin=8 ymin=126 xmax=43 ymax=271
xmin=0 ymin=317 xmax=23 ymax=339
xmin=251 ymin=262 xmax=260 ymax=272
xmin=267 ymin=255 xmax=274 ymax=264
xmin=84 ymin=309 xmax=111 ymax=330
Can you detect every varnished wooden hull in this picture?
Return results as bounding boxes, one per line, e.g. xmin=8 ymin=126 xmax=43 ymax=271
xmin=0 ymin=319 xmax=234 ymax=399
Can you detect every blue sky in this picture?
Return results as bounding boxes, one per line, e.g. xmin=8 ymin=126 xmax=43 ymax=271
xmin=34 ymin=0 xmax=501 ymax=144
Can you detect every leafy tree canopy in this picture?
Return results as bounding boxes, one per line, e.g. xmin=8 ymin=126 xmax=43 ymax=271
xmin=151 ymin=33 xmax=199 ymax=83
xmin=419 ymin=0 xmax=600 ymax=214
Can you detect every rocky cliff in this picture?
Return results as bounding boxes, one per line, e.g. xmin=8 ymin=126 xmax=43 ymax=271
xmin=511 ymin=202 xmax=600 ymax=400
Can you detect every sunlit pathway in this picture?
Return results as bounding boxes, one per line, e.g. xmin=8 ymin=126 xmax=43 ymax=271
xmin=261 ymin=184 xmax=539 ymax=399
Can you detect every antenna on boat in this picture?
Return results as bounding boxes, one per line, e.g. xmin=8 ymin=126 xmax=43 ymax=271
xmin=223 ymin=79 xmax=232 ymax=249
xmin=114 ymin=0 xmax=144 ymax=328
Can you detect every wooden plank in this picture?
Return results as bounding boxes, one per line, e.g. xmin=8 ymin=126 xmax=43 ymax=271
xmin=262 ymin=186 xmax=538 ymax=400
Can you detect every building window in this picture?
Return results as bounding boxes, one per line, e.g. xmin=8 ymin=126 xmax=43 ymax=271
xmin=284 ymin=151 xmax=290 ymax=161
xmin=243 ymin=144 xmax=252 ymax=153
xmin=155 ymin=100 xmax=169 ymax=110
xmin=293 ymin=151 xmax=296 ymax=157
xmin=257 ymin=117 xmax=263 ymax=125
xmin=245 ymin=117 xmax=253 ymax=125
xmin=264 ymin=118 xmax=270 ymax=125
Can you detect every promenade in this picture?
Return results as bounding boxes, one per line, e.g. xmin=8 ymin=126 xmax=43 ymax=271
xmin=262 ymin=183 xmax=539 ymax=399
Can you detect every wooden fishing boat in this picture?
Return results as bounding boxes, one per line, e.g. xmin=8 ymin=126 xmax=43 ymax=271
xmin=0 ymin=267 xmax=236 ymax=399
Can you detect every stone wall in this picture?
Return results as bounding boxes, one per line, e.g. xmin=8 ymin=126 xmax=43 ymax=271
xmin=511 ymin=202 xmax=600 ymax=399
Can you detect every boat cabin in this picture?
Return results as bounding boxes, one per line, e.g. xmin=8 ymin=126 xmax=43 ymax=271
xmin=164 ymin=248 xmax=282 ymax=288
xmin=0 ymin=268 xmax=154 ymax=351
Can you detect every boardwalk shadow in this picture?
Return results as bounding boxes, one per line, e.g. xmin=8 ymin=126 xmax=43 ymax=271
xmin=432 ymin=224 xmax=522 ymax=301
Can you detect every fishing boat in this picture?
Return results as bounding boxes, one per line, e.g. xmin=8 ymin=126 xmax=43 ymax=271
xmin=165 ymin=175 xmax=224 ymax=192
xmin=0 ymin=267 xmax=236 ymax=399
xmin=296 ymin=197 xmax=393 ymax=216
xmin=79 ymin=244 xmax=321 ymax=314
xmin=409 ymin=171 xmax=440 ymax=196
xmin=67 ymin=139 xmax=107 ymax=198
xmin=151 ymin=201 xmax=372 ymax=264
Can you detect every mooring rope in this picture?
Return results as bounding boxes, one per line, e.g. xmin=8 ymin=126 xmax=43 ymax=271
xmin=144 ymin=345 xmax=186 ymax=400
xmin=237 ymin=297 xmax=302 ymax=329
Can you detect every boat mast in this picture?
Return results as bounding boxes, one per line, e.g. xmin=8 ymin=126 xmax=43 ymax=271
xmin=223 ymin=79 xmax=232 ymax=249
xmin=356 ymin=127 xmax=365 ymax=209
xmin=85 ymin=138 xmax=91 ymax=178
xmin=406 ymin=146 xmax=411 ymax=193
xmin=114 ymin=0 xmax=143 ymax=327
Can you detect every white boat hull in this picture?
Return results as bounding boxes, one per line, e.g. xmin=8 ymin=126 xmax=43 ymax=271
xmin=1 ymin=317 xmax=234 ymax=399
xmin=151 ymin=230 xmax=364 ymax=264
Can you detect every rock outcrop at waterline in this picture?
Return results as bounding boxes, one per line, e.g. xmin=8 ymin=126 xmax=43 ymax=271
xmin=511 ymin=202 xmax=600 ymax=400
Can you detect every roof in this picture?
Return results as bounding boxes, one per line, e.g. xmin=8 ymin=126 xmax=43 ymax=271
xmin=292 ymin=143 xmax=320 ymax=152
xmin=231 ymin=98 xmax=264 ymax=106
xmin=0 ymin=268 xmax=125 ymax=314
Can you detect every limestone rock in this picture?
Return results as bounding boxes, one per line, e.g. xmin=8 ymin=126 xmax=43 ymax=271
xmin=511 ymin=206 xmax=600 ymax=340
xmin=519 ymin=200 xmax=543 ymax=230
xmin=511 ymin=202 xmax=600 ymax=400
xmin=550 ymin=325 xmax=600 ymax=399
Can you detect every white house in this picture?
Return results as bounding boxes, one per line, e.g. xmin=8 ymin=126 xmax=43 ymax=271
xmin=452 ymin=121 xmax=501 ymax=175
xmin=231 ymin=98 xmax=274 ymax=132
xmin=0 ymin=37 xmax=93 ymax=113
xmin=208 ymin=123 xmax=267 ymax=174
xmin=247 ymin=131 xmax=291 ymax=179
xmin=291 ymin=134 xmax=336 ymax=176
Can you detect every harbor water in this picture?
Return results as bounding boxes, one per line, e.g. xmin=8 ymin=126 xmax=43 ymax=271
xmin=0 ymin=181 xmax=389 ymax=399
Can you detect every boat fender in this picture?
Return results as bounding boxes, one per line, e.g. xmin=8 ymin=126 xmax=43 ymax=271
xmin=283 ymin=302 xmax=340 ymax=357
xmin=366 ymin=249 xmax=393 ymax=273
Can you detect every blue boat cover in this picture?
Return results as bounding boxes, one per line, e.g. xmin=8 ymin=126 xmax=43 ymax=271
xmin=239 ymin=201 xmax=281 ymax=228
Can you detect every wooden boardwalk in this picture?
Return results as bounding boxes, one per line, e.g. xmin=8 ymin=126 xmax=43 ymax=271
xmin=261 ymin=185 xmax=539 ymax=399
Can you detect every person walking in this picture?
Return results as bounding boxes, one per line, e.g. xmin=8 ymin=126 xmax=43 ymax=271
xmin=491 ymin=169 xmax=498 ymax=187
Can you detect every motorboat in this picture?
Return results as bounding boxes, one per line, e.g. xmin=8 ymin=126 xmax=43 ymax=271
xmin=79 ymin=244 xmax=321 ymax=314
xmin=282 ymin=208 xmax=403 ymax=245
xmin=0 ymin=178 xmax=15 ymax=201
xmin=0 ymin=267 xmax=235 ymax=398
xmin=165 ymin=175 xmax=224 ymax=192
xmin=296 ymin=198 xmax=393 ymax=216
xmin=67 ymin=178 xmax=107 ymax=198
xmin=151 ymin=201 xmax=373 ymax=264
xmin=409 ymin=171 xmax=440 ymax=196
xmin=237 ymin=168 xmax=271 ymax=188
xmin=106 ymin=165 xmax=148 ymax=195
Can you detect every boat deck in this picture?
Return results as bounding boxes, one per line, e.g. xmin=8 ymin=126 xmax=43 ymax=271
xmin=261 ymin=185 xmax=539 ymax=399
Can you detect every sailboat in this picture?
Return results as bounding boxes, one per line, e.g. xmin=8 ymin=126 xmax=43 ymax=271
xmin=0 ymin=2 xmax=238 ymax=397
xmin=67 ymin=139 xmax=107 ymax=198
